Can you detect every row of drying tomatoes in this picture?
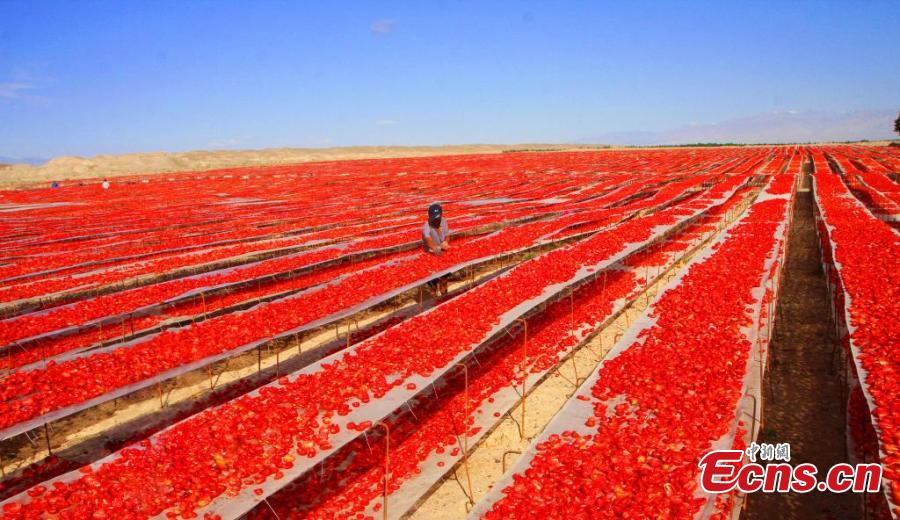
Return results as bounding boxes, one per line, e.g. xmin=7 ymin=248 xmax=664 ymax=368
xmin=0 ymin=182 xmax=712 ymax=519
xmin=0 ymin=197 xmax=563 ymax=349
xmin=0 ymin=209 xmax=376 ymax=284
xmin=814 ymin=171 xmax=899 ymax=512
xmin=0 ymin=191 xmax=513 ymax=304
xmin=482 ymin=192 xmax=792 ymax=520
xmin=0 ymin=201 xmax=653 ymax=432
xmin=3 ymin=250 xmax=413 ymax=371
xmin=0 ymin=156 xmax=614 ymax=291
xmin=251 ymin=183 xmax=746 ymax=519
xmin=0 ymin=208 xmax=517 ymax=350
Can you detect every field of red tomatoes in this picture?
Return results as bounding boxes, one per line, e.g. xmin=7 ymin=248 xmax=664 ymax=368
xmin=0 ymin=145 xmax=897 ymax=519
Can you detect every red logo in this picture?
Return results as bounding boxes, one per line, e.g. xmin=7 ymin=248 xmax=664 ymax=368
xmin=699 ymin=446 xmax=882 ymax=494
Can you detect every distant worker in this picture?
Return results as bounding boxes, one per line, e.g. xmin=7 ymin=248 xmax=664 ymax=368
xmin=50 ymin=181 xmax=59 ymax=189
xmin=422 ymin=203 xmax=451 ymax=295
xmin=101 ymin=179 xmax=110 ymax=190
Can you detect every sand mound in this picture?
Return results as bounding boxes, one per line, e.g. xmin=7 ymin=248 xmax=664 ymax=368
xmin=0 ymin=144 xmax=608 ymax=187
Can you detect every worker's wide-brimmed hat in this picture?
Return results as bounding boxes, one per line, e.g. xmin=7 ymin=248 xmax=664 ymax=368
xmin=428 ymin=203 xmax=443 ymax=223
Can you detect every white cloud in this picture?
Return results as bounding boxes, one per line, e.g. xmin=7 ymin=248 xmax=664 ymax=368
xmin=371 ymin=19 xmax=395 ymax=35
xmin=375 ymin=119 xmax=398 ymax=126
xmin=0 ymin=82 xmax=36 ymax=100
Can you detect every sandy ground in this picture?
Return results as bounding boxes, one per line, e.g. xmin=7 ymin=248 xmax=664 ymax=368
xmin=0 ymin=144 xmax=609 ymax=187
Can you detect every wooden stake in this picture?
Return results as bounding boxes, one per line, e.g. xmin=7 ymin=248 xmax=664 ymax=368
xmin=455 ymin=363 xmax=474 ymax=502
xmin=515 ymin=318 xmax=528 ymax=439
xmin=569 ymin=290 xmax=575 ymax=338
xmin=377 ymin=421 xmax=390 ymax=520
xmin=43 ymin=422 xmax=53 ymax=456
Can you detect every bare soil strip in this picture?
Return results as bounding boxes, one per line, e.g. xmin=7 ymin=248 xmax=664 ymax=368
xmin=746 ymin=187 xmax=862 ymax=519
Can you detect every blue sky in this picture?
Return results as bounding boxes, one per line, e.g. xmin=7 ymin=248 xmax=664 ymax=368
xmin=1 ymin=0 xmax=898 ymax=159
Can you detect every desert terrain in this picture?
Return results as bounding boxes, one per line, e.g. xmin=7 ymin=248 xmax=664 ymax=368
xmin=0 ymin=144 xmax=609 ymax=187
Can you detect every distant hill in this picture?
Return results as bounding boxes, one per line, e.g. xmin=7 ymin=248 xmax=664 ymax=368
xmin=0 ymin=144 xmax=609 ymax=186
xmin=579 ymin=109 xmax=898 ymax=146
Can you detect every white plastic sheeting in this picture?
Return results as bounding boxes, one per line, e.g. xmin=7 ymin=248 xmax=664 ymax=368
xmin=469 ymin=180 xmax=792 ymax=520
xmin=0 ymin=179 xmax=742 ymax=518
xmin=193 ymin=180 xmax=747 ymax=519
xmin=0 ymin=211 xmax=612 ymax=442
xmin=354 ymin=232 xmax=718 ymax=519
xmin=810 ymin=177 xmax=897 ymax=516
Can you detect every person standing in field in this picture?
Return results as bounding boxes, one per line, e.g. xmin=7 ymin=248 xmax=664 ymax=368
xmin=101 ymin=179 xmax=110 ymax=189
xmin=422 ymin=203 xmax=451 ymax=295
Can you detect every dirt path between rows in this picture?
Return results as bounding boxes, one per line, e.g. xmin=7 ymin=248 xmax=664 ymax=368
xmin=745 ymin=185 xmax=862 ymax=519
